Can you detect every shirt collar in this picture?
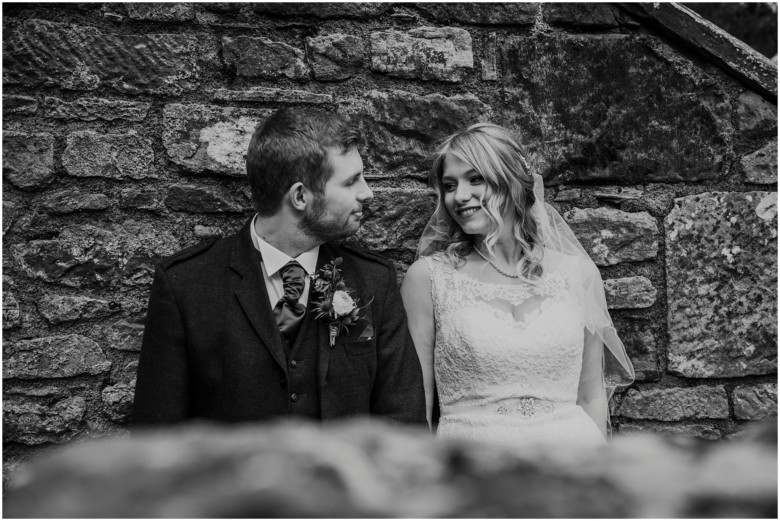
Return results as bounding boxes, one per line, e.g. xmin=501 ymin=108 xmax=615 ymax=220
xmin=250 ymin=214 xmax=319 ymax=277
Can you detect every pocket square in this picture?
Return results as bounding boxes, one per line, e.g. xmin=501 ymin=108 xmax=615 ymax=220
xmin=356 ymin=323 xmax=374 ymax=341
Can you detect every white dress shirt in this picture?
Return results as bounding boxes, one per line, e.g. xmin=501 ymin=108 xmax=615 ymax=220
xmin=250 ymin=215 xmax=319 ymax=307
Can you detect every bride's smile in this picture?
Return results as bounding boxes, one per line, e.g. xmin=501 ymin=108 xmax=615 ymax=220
xmin=456 ymin=206 xmax=481 ymax=217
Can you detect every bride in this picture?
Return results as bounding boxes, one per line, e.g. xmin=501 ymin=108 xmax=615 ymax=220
xmin=401 ymin=123 xmax=634 ymax=451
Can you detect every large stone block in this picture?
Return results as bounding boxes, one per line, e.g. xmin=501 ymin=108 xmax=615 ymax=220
xmin=612 ymin=315 xmax=660 ymax=382
xmin=163 ymin=103 xmax=272 ymax=177
xmin=3 ymin=19 xmax=198 ymax=95
xmin=3 ymin=95 xmax=38 ymax=115
xmin=12 ymin=221 xmax=182 ymax=289
xmin=563 ymin=208 xmax=658 ymax=266
xmin=4 ymin=335 xmax=111 ymax=379
xmin=604 ymin=276 xmax=657 ymax=309
xmin=40 ymin=189 xmax=112 ymax=214
xmin=620 ymin=386 xmax=730 ymax=420
xmin=350 ymin=189 xmax=438 ymax=256
xmin=44 ymin=97 xmax=151 ymax=122
xmin=416 ymin=3 xmax=537 ymax=24
xmin=222 ymin=36 xmax=310 ymax=80
xmin=340 ymin=90 xmax=490 ymax=176
xmin=736 ymin=91 xmax=777 ymax=139
xmin=3 ymin=131 xmax=54 ymax=189
xmin=665 ymin=192 xmax=777 ymax=378
xmin=500 ymin=35 xmax=732 ymax=184
xmin=252 ymin=3 xmax=390 ymax=18
xmin=306 ymin=34 xmax=364 ymax=81
xmin=741 ymin=141 xmax=777 ymax=184
xmin=120 ymin=188 xmax=162 ymax=212
xmin=102 ymin=382 xmax=135 ymax=423
xmin=370 ymin=27 xmax=473 ymax=82
xmin=62 ymin=131 xmax=154 ymax=180
xmin=165 ymin=184 xmax=247 ymax=213
xmin=3 ymin=396 xmax=86 ymax=445
xmin=38 ymin=295 xmax=120 ymax=325
xmin=732 ymin=383 xmax=777 ymax=420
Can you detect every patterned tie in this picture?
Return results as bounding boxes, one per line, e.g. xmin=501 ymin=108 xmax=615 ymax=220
xmin=273 ymin=261 xmax=307 ymax=348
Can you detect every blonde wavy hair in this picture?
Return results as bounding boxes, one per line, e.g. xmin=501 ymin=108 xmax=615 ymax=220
xmin=429 ymin=123 xmax=544 ymax=281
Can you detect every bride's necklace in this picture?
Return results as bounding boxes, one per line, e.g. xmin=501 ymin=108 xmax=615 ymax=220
xmin=474 ymin=247 xmax=519 ymax=279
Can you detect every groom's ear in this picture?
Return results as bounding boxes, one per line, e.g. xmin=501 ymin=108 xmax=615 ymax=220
xmin=288 ymin=182 xmax=309 ymax=212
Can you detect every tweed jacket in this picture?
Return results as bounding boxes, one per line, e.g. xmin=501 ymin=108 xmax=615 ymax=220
xmin=132 ymin=219 xmax=427 ymax=425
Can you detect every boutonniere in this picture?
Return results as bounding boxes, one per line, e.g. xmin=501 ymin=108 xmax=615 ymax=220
xmin=311 ymin=257 xmax=372 ymax=348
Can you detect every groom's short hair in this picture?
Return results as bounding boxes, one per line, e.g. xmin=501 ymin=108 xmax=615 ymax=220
xmin=246 ymin=107 xmax=363 ymax=216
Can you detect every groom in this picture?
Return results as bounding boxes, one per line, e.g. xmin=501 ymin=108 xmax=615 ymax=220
xmin=133 ymin=107 xmax=426 ymax=426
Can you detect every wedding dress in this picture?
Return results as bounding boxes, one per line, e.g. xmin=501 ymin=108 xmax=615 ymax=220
xmin=423 ymin=251 xmax=608 ymax=451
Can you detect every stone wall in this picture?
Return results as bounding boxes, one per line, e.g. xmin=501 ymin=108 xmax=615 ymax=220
xmin=3 ymin=3 xmax=777 ymax=477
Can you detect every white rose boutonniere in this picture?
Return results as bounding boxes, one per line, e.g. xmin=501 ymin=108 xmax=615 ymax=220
xmin=331 ymin=290 xmax=356 ymax=316
xmin=311 ymin=257 xmax=372 ymax=347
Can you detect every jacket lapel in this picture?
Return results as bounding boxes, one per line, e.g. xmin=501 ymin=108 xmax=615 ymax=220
xmin=229 ymin=219 xmax=288 ymax=372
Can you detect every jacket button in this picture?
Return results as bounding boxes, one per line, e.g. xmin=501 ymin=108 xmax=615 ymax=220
xmin=290 ymin=360 xmax=298 ymax=368
xmin=280 ymin=378 xmax=287 ymax=388
xmin=290 ymin=393 xmax=299 ymax=402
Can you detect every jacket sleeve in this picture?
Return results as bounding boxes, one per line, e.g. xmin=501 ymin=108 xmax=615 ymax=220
xmin=369 ymin=264 xmax=428 ymax=425
xmin=132 ymin=266 xmax=192 ymax=425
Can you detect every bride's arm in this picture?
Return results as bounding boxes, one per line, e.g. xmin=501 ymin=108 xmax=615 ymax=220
xmin=577 ymin=329 xmax=608 ymax=439
xmin=400 ymin=259 xmax=436 ymax=431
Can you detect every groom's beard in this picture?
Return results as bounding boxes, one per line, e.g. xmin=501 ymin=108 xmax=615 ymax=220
xmin=300 ymin=196 xmax=361 ymax=243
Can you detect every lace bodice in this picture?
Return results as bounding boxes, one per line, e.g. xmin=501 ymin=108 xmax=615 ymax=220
xmin=424 ymin=254 xmax=587 ymax=410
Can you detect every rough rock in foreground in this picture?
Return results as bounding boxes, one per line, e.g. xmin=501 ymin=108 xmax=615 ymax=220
xmin=3 ymin=419 xmax=777 ymax=518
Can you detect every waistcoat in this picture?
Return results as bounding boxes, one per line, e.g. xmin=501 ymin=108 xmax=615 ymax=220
xmin=283 ymin=308 xmax=321 ymax=419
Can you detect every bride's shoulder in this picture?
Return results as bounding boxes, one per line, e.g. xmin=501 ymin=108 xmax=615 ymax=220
xmin=406 ymin=257 xmax=430 ymax=275
xmin=402 ymin=258 xmax=435 ymax=299
xmin=404 ymin=257 xmax=435 ymax=284
xmin=406 ymin=254 xmax=459 ymax=284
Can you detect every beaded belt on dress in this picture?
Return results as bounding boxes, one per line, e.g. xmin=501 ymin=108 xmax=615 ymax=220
xmin=495 ymin=397 xmax=556 ymax=418
xmin=442 ymin=397 xmax=557 ymax=419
